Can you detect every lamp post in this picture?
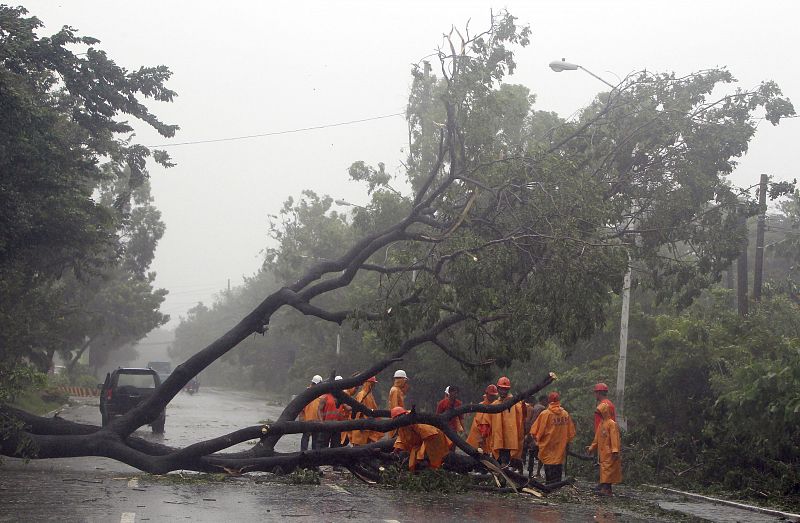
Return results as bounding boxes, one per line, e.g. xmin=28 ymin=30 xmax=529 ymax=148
xmin=548 ymin=59 xmax=617 ymax=89
xmin=334 ymin=198 xmax=367 ymax=210
xmin=550 ymin=58 xmax=629 ymax=430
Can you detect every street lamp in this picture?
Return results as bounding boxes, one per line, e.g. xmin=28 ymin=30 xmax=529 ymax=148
xmin=548 ymin=59 xmax=617 ymax=89
xmin=334 ymin=198 xmax=367 ymax=210
xmin=550 ymin=58 xmax=629 ymax=430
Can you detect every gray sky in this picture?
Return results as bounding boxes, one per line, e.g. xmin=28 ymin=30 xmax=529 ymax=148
xmin=22 ymin=0 xmax=800 ymax=326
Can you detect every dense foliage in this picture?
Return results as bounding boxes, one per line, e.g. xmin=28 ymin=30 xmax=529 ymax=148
xmin=0 ymin=5 xmax=174 ymax=385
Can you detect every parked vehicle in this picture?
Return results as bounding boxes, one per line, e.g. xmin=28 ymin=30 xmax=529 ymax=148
xmin=99 ymin=368 xmax=166 ymax=433
xmin=146 ymin=361 xmax=172 ymax=384
xmin=184 ymin=377 xmax=200 ymax=394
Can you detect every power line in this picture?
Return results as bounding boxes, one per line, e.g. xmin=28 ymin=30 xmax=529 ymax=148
xmin=148 ymin=112 xmax=405 ymax=148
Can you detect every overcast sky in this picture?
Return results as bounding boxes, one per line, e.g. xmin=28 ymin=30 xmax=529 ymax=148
xmin=22 ymin=1 xmax=800 ymax=327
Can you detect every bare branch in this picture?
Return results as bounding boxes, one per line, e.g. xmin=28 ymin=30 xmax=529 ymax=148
xmin=432 ymin=338 xmax=495 ymax=368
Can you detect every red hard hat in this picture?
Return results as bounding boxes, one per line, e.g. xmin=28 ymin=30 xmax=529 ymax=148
xmin=594 ymin=382 xmax=609 ymax=392
xmin=367 ymin=376 xmax=378 ymax=383
xmin=485 ymin=384 xmax=499 ymax=395
xmin=497 ymin=376 xmax=511 ymax=389
xmin=390 ymin=406 xmax=409 ymax=418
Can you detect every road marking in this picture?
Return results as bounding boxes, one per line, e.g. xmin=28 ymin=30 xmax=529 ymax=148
xmin=328 ymin=484 xmax=351 ymax=495
xmin=383 ymin=520 xmax=401 ymax=523
xmin=127 ymin=478 xmax=139 ymax=488
xmin=120 ymin=512 xmax=135 ymax=523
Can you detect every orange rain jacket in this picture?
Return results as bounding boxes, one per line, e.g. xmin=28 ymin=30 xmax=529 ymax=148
xmin=319 ymin=393 xmax=340 ymax=421
xmin=530 ymin=400 xmax=576 ymax=465
xmin=588 ymin=401 xmax=622 ymax=484
xmin=388 ymin=378 xmax=407 ymax=409
xmin=300 ymin=387 xmax=322 ymax=422
xmin=466 ymin=396 xmax=493 ymax=454
xmin=490 ymin=393 xmax=526 ymax=459
xmin=593 ymin=397 xmax=617 ymax=431
xmin=387 ymin=378 xmax=408 ymax=442
xmin=350 ymin=382 xmax=382 ymax=445
xmin=338 ymin=387 xmax=356 ymax=444
xmin=394 ymin=423 xmax=449 ymax=471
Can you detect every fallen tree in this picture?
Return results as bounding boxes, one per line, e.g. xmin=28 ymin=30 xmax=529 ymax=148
xmin=1 ymin=10 xmax=794 ymax=494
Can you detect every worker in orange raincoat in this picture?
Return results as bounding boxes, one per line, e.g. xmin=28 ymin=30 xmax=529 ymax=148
xmin=299 ymin=374 xmax=323 ymax=451
xmin=593 ymin=382 xmax=617 ymax=432
xmin=391 ymin=407 xmax=449 ymax=471
xmin=586 ymin=401 xmax=622 ymax=496
xmin=530 ymin=391 xmax=576 ymax=484
xmin=490 ymin=376 xmax=526 ymax=469
xmin=466 ymin=384 xmax=498 ymax=454
xmin=338 ymin=379 xmax=357 ymax=446
xmin=436 ymin=385 xmax=465 ymax=450
xmin=350 ymin=376 xmax=382 ymax=445
xmin=388 ymin=369 xmax=408 ymax=409
xmin=387 ymin=369 xmax=409 ymax=445
xmin=317 ymin=376 xmax=346 ymax=449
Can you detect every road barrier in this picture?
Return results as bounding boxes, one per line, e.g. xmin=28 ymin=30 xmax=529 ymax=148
xmin=58 ymin=386 xmax=99 ymax=397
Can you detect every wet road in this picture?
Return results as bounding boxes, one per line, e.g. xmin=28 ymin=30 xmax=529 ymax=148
xmin=63 ymin=386 xmax=301 ymax=461
xmin=1 ymin=388 xmax=793 ymax=522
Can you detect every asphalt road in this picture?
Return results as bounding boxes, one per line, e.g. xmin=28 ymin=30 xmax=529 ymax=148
xmin=1 ymin=388 xmax=793 ymax=522
xmin=63 ymin=386 xmax=301 ymax=461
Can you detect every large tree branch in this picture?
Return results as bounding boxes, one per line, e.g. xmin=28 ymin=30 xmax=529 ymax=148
xmin=104 ymin=143 xmax=459 ymax=437
xmin=202 ymin=439 xmax=395 ymax=474
xmin=3 ymin=372 xmax=556 ymax=477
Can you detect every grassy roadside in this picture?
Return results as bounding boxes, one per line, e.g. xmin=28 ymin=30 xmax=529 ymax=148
xmin=10 ymin=389 xmax=68 ymax=416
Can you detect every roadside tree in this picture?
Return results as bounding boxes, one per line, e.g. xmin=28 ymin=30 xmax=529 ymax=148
xmin=0 ymin=5 xmax=174 ymax=376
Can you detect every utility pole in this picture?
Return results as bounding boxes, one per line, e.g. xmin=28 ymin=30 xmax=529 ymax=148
xmin=549 ymin=58 xmax=631 ymax=428
xmin=753 ymin=174 xmax=768 ymax=301
xmin=737 ymin=209 xmax=749 ymax=316
xmin=615 ymin=262 xmax=631 ymax=431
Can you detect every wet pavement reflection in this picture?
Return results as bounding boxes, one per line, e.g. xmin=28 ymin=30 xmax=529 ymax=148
xmin=0 ymin=388 xmax=789 ymax=522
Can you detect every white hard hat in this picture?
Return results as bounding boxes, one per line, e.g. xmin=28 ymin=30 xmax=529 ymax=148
xmin=445 ymin=386 xmax=450 ymax=395
xmin=335 ymin=375 xmax=343 ymax=380
xmin=393 ymin=369 xmax=408 ymax=379
xmin=311 ymin=375 xmax=323 ymax=384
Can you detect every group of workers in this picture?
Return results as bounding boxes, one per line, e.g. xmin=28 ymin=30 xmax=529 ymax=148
xmin=297 ymin=370 xmax=622 ymax=496
xmin=298 ymin=374 xmax=383 ymax=451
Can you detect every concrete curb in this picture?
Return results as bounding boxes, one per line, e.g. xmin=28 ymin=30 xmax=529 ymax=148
xmin=644 ymin=484 xmax=800 ymax=522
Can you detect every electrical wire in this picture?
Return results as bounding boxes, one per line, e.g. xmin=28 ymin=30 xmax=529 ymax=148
xmin=148 ymin=112 xmax=405 ymax=148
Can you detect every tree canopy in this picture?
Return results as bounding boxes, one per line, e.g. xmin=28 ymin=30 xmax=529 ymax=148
xmin=0 ymin=5 xmax=174 ymax=375
xmin=169 ymin=11 xmax=797 ymax=398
